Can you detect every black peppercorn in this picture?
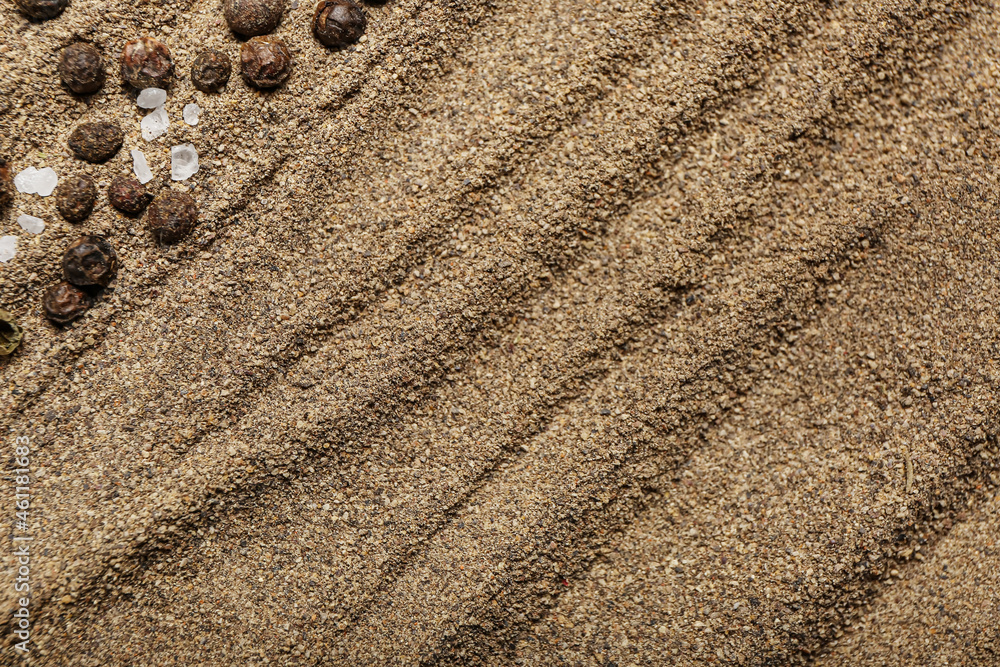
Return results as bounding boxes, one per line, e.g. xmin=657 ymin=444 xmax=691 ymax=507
xmin=59 ymin=43 xmax=106 ymax=95
xmin=108 ymin=175 xmax=151 ymax=215
xmin=55 ymin=174 xmax=97 ymax=223
xmin=240 ymin=36 xmax=292 ymax=89
xmin=313 ymin=0 xmax=366 ymax=48
xmin=62 ymin=235 xmax=119 ymax=288
xmin=43 ymin=282 xmax=92 ymax=324
xmin=0 ymin=309 xmax=22 ymax=356
xmin=224 ymin=0 xmax=285 ymax=37
xmin=68 ymin=121 xmax=124 ymax=163
xmin=147 ymin=191 xmax=198 ymax=244
xmin=14 ymin=0 xmax=68 ymax=19
xmin=191 ymin=50 xmax=232 ymax=93
xmin=121 ymin=37 xmax=174 ymax=89
xmin=0 ymin=158 xmax=12 ymax=210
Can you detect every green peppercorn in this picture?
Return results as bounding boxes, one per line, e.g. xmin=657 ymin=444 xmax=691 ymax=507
xmin=0 ymin=309 xmax=23 ymax=356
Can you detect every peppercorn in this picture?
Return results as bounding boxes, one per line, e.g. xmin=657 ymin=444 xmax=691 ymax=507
xmin=55 ymin=174 xmax=97 ymax=223
xmin=68 ymin=121 xmax=124 ymax=163
xmin=0 ymin=309 xmax=23 ymax=356
xmin=108 ymin=175 xmax=151 ymax=215
xmin=121 ymin=37 xmax=174 ymax=90
xmin=0 ymin=158 xmax=12 ymax=210
xmin=62 ymin=235 xmax=119 ymax=288
xmin=59 ymin=43 xmax=106 ymax=95
xmin=313 ymin=0 xmax=366 ymax=48
xmin=43 ymin=282 xmax=92 ymax=324
xmin=240 ymin=36 xmax=293 ymax=89
xmin=224 ymin=0 xmax=286 ymax=37
xmin=191 ymin=50 xmax=232 ymax=93
xmin=147 ymin=191 xmax=198 ymax=244
xmin=14 ymin=0 xmax=68 ymax=19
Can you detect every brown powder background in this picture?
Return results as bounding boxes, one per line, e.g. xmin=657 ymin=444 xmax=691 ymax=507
xmin=0 ymin=0 xmax=998 ymax=664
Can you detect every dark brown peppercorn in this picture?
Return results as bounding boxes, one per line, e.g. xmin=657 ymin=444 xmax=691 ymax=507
xmin=224 ymin=0 xmax=285 ymax=37
xmin=14 ymin=0 xmax=68 ymax=19
xmin=108 ymin=175 xmax=151 ymax=215
xmin=313 ymin=0 xmax=366 ymax=48
xmin=191 ymin=50 xmax=232 ymax=93
xmin=59 ymin=43 xmax=106 ymax=95
xmin=121 ymin=37 xmax=174 ymax=89
xmin=43 ymin=282 xmax=92 ymax=324
xmin=240 ymin=36 xmax=292 ymax=89
xmin=55 ymin=174 xmax=97 ymax=223
xmin=62 ymin=235 xmax=119 ymax=288
xmin=0 ymin=158 xmax=12 ymax=210
xmin=68 ymin=121 xmax=124 ymax=163
xmin=147 ymin=191 xmax=198 ymax=244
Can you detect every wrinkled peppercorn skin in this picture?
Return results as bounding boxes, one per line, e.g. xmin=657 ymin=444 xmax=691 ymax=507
xmin=0 ymin=309 xmax=22 ymax=356
xmin=43 ymin=282 xmax=92 ymax=325
xmin=224 ymin=0 xmax=285 ymax=37
xmin=108 ymin=176 xmax=151 ymax=215
xmin=240 ymin=36 xmax=293 ymax=89
xmin=55 ymin=174 xmax=97 ymax=223
xmin=68 ymin=121 xmax=124 ymax=163
xmin=0 ymin=158 xmax=12 ymax=210
xmin=313 ymin=0 xmax=366 ymax=48
xmin=62 ymin=235 xmax=119 ymax=288
xmin=148 ymin=191 xmax=198 ymax=244
xmin=121 ymin=37 xmax=174 ymax=89
xmin=191 ymin=50 xmax=232 ymax=93
xmin=59 ymin=43 xmax=106 ymax=95
xmin=15 ymin=0 xmax=68 ymax=19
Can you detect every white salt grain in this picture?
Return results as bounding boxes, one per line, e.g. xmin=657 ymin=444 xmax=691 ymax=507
xmin=0 ymin=236 xmax=17 ymax=263
xmin=137 ymin=88 xmax=168 ymax=109
xmin=17 ymin=215 xmax=45 ymax=234
xmin=171 ymin=144 xmax=199 ymax=181
xmin=35 ymin=168 xmax=58 ymax=197
xmin=183 ymin=103 xmax=201 ymax=126
xmin=141 ymin=106 xmax=170 ymax=141
xmin=14 ymin=167 xmax=38 ymax=194
xmin=132 ymin=149 xmax=154 ymax=184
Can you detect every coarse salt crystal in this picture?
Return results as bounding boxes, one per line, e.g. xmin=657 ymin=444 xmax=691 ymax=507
xmin=171 ymin=144 xmax=199 ymax=181
xmin=137 ymin=88 xmax=168 ymax=109
xmin=132 ymin=149 xmax=154 ymax=184
xmin=35 ymin=168 xmax=58 ymax=197
xmin=141 ymin=106 xmax=170 ymax=141
xmin=14 ymin=167 xmax=38 ymax=194
xmin=17 ymin=215 xmax=45 ymax=234
xmin=183 ymin=103 xmax=201 ymax=126
xmin=0 ymin=236 xmax=17 ymax=263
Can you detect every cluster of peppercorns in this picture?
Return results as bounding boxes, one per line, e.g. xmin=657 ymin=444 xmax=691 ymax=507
xmin=7 ymin=0 xmax=372 ymax=329
xmin=22 ymin=0 xmax=369 ymax=89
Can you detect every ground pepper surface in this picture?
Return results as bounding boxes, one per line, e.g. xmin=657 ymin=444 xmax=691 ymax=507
xmin=0 ymin=0 xmax=999 ymax=664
